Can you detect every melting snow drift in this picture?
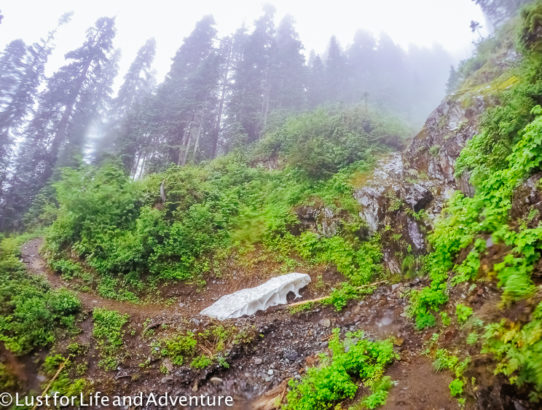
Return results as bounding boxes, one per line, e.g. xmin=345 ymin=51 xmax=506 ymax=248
xmin=200 ymin=273 xmax=311 ymax=320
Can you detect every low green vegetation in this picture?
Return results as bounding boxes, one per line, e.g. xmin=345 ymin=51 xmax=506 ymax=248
xmin=408 ymin=104 xmax=542 ymax=330
xmin=0 ymin=363 xmax=19 ymax=393
xmin=155 ymin=324 xmax=257 ymax=371
xmin=283 ymin=328 xmax=398 ymax=410
xmin=408 ymin=5 xmax=542 ymax=403
xmin=431 ymin=348 xmax=470 ymax=404
xmin=256 ymin=107 xmax=407 ymax=179
xmin=159 ymin=331 xmax=197 ymax=366
xmin=92 ymin=308 xmax=129 ymax=370
xmin=0 ymin=236 xmax=81 ymax=355
xmin=41 ymin=353 xmax=88 ymax=398
xmin=482 ymin=302 xmax=542 ymax=401
xmin=455 ymin=304 xmax=473 ymax=325
xmin=43 ymin=105 xmax=407 ymax=301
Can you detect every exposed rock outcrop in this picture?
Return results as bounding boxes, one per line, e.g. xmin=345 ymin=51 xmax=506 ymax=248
xmin=295 ymin=205 xmax=344 ymax=238
xmin=354 ymin=94 xmax=486 ymax=273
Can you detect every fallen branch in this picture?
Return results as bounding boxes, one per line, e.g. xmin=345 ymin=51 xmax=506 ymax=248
xmin=288 ymin=295 xmax=329 ymax=307
xmin=286 ymin=280 xmax=388 ymax=309
xmin=32 ymin=355 xmax=72 ymax=410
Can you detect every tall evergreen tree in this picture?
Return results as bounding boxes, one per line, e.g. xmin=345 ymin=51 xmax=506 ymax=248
xmin=104 ymin=38 xmax=156 ymax=174
xmin=371 ymin=34 xmax=406 ymax=112
xmin=209 ymin=35 xmax=234 ymax=158
xmin=324 ymin=36 xmax=347 ymax=103
xmin=226 ymin=6 xmax=275 ymax=144
xmin=307 ymin=52 xmax=326 ymax=107
xmin=345 ymin=30 xmax=376 ymax=103
xmin=0 ymin=40 xmax=27 ymax=191
xmin=0 ymin=17 xmax=117 ymax=230
xmin=268 ymin=15 xmax=306 ymax=111
xmin=0 ymin=13 xmax=71 ymax=196
xmin=149 ymin=15 xmax=220 ymax=169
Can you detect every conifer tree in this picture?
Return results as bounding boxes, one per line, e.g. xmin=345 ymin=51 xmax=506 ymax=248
xmin=149 ymin=16 xmax=220 ymax=168
xmin=345 ymin=30 xmax=376 ymax=103
xmin=307 ymin=53 xmax=326 ymax=107
xmin=0 ymin=13 xmax=71 ymax=195
xmin=0 ymin=17 xmax=117 ymax=230
xmin=324 ymin=36 xmax=348 ymax=103
xmin=104 ymin=38 xmax=156 ymax=174
xmin=208 ymin=36 xmax=234 ymax=158
xmin=268 ymin=15 xmax=306 ymax=111
xmin=226 ymin=6 xmax=275 ymax=144
xmin=0 ymin=40 xmax=27 ymax=191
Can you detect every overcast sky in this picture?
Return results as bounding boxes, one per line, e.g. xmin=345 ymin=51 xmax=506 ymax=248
xmin=0 ymin=0 xmax=486 ymax=88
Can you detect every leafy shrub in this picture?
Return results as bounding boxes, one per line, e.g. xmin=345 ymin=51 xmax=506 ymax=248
xmin=256 ymin=106 xmax=409 ymax=179
xmin=323 ymin=282 xmax=376 ymax=311
xmin=449 ymin=378 xmax=464 ymax=397
xmin=283 ymin=328 xmax=397 ymax=409
xmin=50 ymin=258 xmax=83 ymax=280
xmin=482 ymin=302 xmax=542 ymax=401
xmin=161 ymin=332 xmax=197 ymax=366
xmin=190 ymin=355 xmax=213 ymax=369
xmin=433 ymin=349 xmax=459 ymax=372
xmin=455 ymin=304 xmax=473 ymax=325
xmin=158 ymin=324 xmax=251 ymax=369
xmin=519 ymin=1 xmax=542 ymax=53
xmin=0 ymin=238 xmax=81 ymax=355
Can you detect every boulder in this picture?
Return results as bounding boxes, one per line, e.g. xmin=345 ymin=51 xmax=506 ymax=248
xmin=200 ymin=273 xmax=311 ymax=320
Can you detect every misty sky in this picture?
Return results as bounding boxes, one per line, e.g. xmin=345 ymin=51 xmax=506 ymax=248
xmin=0 ymin=0 xmax=486 ymax=88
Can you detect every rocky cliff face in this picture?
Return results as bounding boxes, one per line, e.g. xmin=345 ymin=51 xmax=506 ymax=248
xmin=354 ymin=93 xmax=486 ymax=274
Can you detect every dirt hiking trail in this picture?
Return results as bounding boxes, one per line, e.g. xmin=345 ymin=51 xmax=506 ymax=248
xmin=18 ymin=238 xmax=458 ymax=409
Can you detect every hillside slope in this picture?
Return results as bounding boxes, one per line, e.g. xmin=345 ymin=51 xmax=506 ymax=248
xmin=1 ymin=2 xmax=542 ymax=410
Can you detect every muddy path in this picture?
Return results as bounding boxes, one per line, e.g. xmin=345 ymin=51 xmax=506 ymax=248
xmin=20 ymin=238 xmax=180 ymax=319
xmin=18 ymin=238 xmax=459 ymax=409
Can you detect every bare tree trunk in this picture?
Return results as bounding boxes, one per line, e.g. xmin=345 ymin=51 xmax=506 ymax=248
xmin=176 ymin=127 xmax=186 ymax=166
xmin=181 ymin=121 xmax=194 ymax=166
xmin=137 ymin=153 xmax=147 ymax=179
xmin=261 ymin=61 xmax=271 ymax=137
xmin=211 ymin=39 xmax=233 ymax=158
xmin=131 ymin=151 xmax=141 ymax=179
xmin=159 ymin=179 xmax=166 ymax=202
xmin=191 ymin=112 xmax=204 ymax=163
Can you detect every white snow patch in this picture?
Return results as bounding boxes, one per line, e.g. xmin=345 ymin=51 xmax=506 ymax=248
xmin=200 ymin=273 xmax=311 ymax=320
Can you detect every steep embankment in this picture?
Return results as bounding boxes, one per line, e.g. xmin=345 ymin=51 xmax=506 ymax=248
xmin=354 ymin=93 xmax=485 ymax=275
xmin=352 ymin=4 xmax=542 ymax=408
